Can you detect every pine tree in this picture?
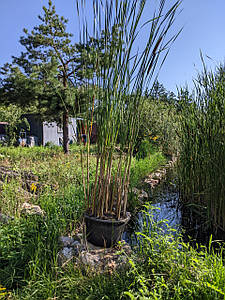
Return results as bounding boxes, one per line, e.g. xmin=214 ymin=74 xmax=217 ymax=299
xmin=0 ymin=1 xmax=121 ymax=152
xmin=1 ymin=0 xmax=78 ymax=153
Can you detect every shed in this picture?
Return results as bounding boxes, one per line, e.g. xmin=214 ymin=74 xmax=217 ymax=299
xmin=22 ymin=114 xmax=77 ymax=146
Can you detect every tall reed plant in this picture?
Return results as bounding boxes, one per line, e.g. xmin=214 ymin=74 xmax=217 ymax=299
xmin=75 ymin=0 xmax=181 ymax=220
xmin=178 ymin=59 xmax=225 ymax=233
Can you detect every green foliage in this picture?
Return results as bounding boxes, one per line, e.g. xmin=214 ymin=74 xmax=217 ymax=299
xmin=0 ymin=215 xmax=58 ymax=289
xmin=135 ymin=139 xmax=156 ymax=160
xmin=122 ymin=206 xmax=225 ymax=299
xmin=75 ymin=0 xmax=181 ymax=219
xmin=0 ymin=105 xmax=29 ymax=146
xmin=178 ymin=61 xmax=225 ymax=232
xmin=74 ymin=25 xmax=121 ymax=84
xmin=0 ymin=146 xmax=165 ymax=293
xmin=1 ymin=147 xmax=225 ymax=299
xmin=130 ymin=152 xmax=166 ymax=188
xmin=0 ymin=145 xmax=61 ymax=162
xmin=5 ymin=204 xmax=225 ymax=300
xmin=137 ymin=88 xmax=179 ymax=156
xmin=0 ymin=186 xmax=84 ymax=290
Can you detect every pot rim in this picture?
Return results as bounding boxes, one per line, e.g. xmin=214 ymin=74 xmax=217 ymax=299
xmin=84 ymin=212 xmax=131 ymax=225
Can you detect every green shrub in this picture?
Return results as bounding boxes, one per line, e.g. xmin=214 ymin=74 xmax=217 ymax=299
xmin=137 ymin=96 xmax=179 ymax=157
xmin=135 ymin=139 xmax=156 ymax=160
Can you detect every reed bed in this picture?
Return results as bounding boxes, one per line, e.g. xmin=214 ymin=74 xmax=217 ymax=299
xmin=178 ymin=62 xmax=225 ymax=233
xmin=75 ymin=0 xmax=181 ymax=219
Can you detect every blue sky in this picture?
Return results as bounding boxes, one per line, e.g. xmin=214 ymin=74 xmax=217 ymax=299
xmin=0 ymin=0 xmax=224 ymax=93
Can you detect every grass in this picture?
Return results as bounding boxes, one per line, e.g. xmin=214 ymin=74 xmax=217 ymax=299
xmin=1 ymin=146 xmax=225 ymax=299
xmin=130 ymin=151 xmax=167 ymax=188
xmin=2 ymin=206 xmax=225 ymax=300
xmin=178 ymin=63 xmax=225 ymax=233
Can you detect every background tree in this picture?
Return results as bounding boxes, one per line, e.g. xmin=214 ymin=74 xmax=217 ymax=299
xmin=135 ymin=82 xmax=179 ymax=156
xmin=0 ymin=104 xmax=30 ymax=146
xmin=0 ymin=0 xmax=79 ymax=153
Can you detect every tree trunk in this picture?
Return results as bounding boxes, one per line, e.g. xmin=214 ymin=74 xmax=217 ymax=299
xmin=62 ymin=70 xmax=69 ymax=154
xmin=63 ymin=111 xmax=69 ymax=154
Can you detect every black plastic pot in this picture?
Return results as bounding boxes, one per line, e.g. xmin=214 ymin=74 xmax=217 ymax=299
xmin=84 ymin=212 xmax=131 ymax=247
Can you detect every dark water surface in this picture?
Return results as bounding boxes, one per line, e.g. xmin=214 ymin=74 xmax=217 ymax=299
xmin=124 ymin=169 xmax=225 ymax=246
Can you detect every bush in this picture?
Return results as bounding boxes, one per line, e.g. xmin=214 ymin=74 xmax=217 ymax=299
xmin=137 ymin=96 xmax=179 ymax=156
xmin=44 ymin=141 xmax=60 ymax=150
xmin=135 ymin=139 xmax=156 ymax=160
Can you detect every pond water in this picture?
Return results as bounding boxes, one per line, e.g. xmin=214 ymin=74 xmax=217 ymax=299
xmin=123 ymin=171 xmax=182 ymax=245
xmin=148 ymin=180 xmax=181 ymax=230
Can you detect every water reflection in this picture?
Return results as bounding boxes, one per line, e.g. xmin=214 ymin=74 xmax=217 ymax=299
xmin=124 ymin=175 xmax=182 ymax=245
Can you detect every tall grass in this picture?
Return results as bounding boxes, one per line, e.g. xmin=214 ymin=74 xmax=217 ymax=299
xmin=123 ymin=206 xmax=225 ymax=300
xmin=178 ymin=61 xmax=225 ymax=234
xmin=75 ymin=0 xmax=181 ymax=219
xmin=130 ymin=151 xmax=166 ymax=188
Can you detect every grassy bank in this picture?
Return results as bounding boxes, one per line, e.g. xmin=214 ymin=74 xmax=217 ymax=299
xmin=2 ymin=208 xmax=225 ymax=299
xmin=0 ymin=146 xmax=165 ymax=294
xmin=0 ymin=146 xmax=225 ymax=299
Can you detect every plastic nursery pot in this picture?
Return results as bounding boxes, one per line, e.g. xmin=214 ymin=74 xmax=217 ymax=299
xmin=84 ymin=212 xmax=131 ymax=248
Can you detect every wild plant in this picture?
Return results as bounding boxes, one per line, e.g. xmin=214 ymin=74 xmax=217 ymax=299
xmin=123 ymin=205 xmax=225 ymax=299
xmin=178 ymin=61 xmax=225 ymax=233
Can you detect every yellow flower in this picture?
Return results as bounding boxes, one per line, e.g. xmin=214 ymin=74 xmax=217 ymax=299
xmin=31 ymin=182 xmax=37 ymax=193
xmin=0 ymin=294 xmax=7 ymax=298
xmin=0 ymin=286 xmax=7 ymax=297
xmin=152 ymin=136 xmax=159 ymax=141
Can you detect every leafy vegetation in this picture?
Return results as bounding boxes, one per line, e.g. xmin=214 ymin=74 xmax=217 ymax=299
xmin=0 ymin=105 xmax=29 ymax=146
xmin=0 ymin=146 xmax=165 ymax=294
xmin=122 ymin=207 xmax=225 ymax=300
xmin=130 ymin=151 xmax=166 ymax=187
xmin=138 ymin=95 xmax=179 ymax=157
xmin=1 ymin=195 xmax=225 ymax=299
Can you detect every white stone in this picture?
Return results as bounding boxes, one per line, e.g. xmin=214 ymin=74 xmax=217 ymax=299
xmin=57 ymin=247 xmax=74 ymax=266
xmin=21 ymin=202 xmax=45 ymax=216
xmin=59 ymin=236 xmax=74 ymax=247
xmin=138 ymin=190 xmax=148 ymax=199
xmin=80 ymin=251 xmax=100 ymax=267
xmin=62 ymin=247 xmax=74 ymax=259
